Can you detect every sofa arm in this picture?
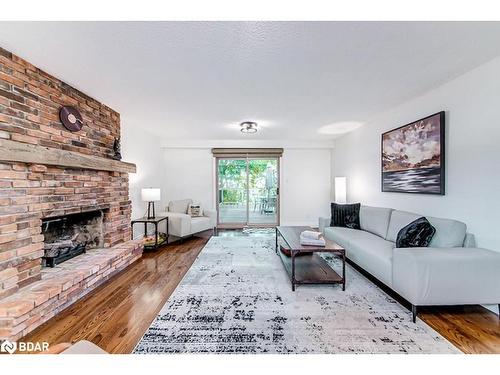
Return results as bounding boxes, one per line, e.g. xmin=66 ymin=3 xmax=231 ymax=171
xmin=162 ymin=212 xmax=191 ymax=237
xmin=392 ymin=247 xmax=500 ymax=306
xmin=203 ymin=209 xmax=217 ymax=227
xmin=463 ymin=233 xmax=476 ymax=247
xmin=319 ymin=217 xmax=330 ymax=234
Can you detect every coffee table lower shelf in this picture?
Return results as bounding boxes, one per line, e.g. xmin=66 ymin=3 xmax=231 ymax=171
xmin=277 ymin=249 xmax=345 ymax=291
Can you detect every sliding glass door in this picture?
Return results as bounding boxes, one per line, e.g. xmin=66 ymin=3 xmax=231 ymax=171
xmin=217 ymin=158 xmax=248 ymax=226
xmin=247 ymin=159 xmax=278 ymax=225
xmin=217 ymin=157 xmax=279 ymax=227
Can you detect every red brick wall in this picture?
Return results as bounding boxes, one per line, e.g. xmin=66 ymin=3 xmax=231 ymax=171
xmin=0 ymin=47 xmax=120 ymax=157
xmin=0 ymin=47 xmax=132 ymax=300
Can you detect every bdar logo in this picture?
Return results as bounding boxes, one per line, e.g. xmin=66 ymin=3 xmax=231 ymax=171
xmin=1 ymin=340 xmax=17 ymax=354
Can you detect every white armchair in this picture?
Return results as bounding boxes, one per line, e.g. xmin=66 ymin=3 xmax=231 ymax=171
xmin=158 ymin=199 xmax=217 ymax=238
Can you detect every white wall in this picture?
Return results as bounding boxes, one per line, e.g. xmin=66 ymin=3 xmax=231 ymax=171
xmin=161 ymin=147 xmax=332 ymax=226
xmin=162 ymin=148 xmax=214 ymax=211
xmin=121 ymin=123 xmax=165 ymax=223
xmin=334 ymin=57 xmax=500 ymax=313
xmin=280 ymin=149 xmax=332 ymax=226
xmin=121 ymin=127 xmax=333 ymax=231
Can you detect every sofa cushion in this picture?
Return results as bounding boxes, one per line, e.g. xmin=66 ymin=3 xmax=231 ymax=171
xmin=168 ymin=199 xmax=193 ymax=214
xmin=359 ymin=206 xmax=393 ymax=238
xmin=348 ymin=235 xmax=395 ymax=287
xmin=426 ymin=216 xmax=467 ymax=248
xmin=386 ymin=210 xmax=466 ymax=247
xmin=324 ymin=226 xmax=368 ymax=249
xmin=386 ymin=210 xmax=421 ymax=243
xmin=324 ymin=226 xmax=396 ymax=287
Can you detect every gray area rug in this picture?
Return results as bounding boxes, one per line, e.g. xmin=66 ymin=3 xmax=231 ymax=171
xmin=134 ymin=236 xmax=459 ymax=354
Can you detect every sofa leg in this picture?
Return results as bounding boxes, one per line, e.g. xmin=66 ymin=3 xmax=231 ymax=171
xmin=412 ymin=305 xmax=418 ymax=323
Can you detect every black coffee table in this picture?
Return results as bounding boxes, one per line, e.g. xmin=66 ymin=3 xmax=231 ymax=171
xmin=275 ymin=226 xmax=346 ymax=291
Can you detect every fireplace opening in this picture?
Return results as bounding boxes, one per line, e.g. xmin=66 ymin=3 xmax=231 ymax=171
xmin=42 ymin=210 xmax=104 ymax=267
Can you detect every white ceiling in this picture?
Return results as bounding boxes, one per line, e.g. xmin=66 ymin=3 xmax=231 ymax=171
xmin=1 ymin=21 xmax=500 ymax=141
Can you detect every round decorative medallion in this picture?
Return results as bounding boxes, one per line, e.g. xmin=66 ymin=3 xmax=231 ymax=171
xmin=59 ymin=106 xmax=83 ymax=132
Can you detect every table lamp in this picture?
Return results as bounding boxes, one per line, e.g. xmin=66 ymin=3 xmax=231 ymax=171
xmin=141 ymin=188 xmax=161 ymax=219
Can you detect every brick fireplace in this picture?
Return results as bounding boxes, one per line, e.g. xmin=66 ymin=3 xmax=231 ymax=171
xmin=42 ymin=209 xmax=105 ymax=267
xmin=0 ymin=47 xmax=143 ymax=340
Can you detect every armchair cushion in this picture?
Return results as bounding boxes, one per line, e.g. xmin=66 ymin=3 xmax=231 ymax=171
xmin=162 ymin=212 xmax=191 ymax=237
xmin=168 ymin=199 xmax=193 ymax=214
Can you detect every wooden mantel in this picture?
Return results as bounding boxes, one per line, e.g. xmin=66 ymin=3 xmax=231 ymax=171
xmin=0 ymin=139 xmax=136 ymax=173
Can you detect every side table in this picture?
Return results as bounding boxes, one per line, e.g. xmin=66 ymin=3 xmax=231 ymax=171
xmin=131 ymin=216 xmax=169 ymax=250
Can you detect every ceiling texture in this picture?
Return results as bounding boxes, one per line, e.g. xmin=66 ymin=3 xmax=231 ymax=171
xmin=1 ymin=21 xmax=500 ymax=141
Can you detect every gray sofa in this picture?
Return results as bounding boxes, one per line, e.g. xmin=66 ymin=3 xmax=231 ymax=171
xmin=319 ymin=206 xmax=500 ymax=322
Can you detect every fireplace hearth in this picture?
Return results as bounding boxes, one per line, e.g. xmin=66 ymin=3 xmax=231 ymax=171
xmin=42 ymin=210 xmax=104 ymax=267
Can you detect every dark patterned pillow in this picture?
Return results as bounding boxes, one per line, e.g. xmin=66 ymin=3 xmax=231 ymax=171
xmin=396 ymin=217 xmax=436 ymax=248
xmin=330 ymin=203 xmax=361 ymax=229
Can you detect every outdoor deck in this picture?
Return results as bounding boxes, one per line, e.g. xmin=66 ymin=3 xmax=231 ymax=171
xmin=219 ymin=204 xmax=277 ymax=224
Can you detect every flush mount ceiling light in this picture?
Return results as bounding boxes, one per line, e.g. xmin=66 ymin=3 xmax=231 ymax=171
xmin=240 ymin=121 xmax=258 ymax=133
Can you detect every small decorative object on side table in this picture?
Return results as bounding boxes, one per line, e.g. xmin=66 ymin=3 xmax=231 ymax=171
xmin=131 ymin=216 xmax=169 ymax=251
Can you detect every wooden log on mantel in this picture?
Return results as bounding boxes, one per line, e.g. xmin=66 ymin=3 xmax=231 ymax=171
xmin=0 ymin=139 xmax=137 ymax=173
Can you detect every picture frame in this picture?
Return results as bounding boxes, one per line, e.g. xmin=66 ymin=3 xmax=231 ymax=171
xmin=381 ymin=111 xmax=445 ymax=195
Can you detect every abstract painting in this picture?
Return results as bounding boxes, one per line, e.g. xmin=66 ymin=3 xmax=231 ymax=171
xmin=382 ymin=112 xmax=445 ymax=195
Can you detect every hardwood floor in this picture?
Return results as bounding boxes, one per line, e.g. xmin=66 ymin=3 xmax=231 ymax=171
xmin=23 ymin=233 xmax=209 ymax=354
xmin=23 ymin=231 xmax=499 ymax=354
xmin=420 ymin=306 xmax=500 ymax=354
xmin=345 ymin=258 xmax=500 ymax=354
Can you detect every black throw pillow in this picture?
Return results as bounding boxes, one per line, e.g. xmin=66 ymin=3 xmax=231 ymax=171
xmin=330 ymin=203 xmax=361 ymax=229
xmin=396 ymin=217 xmax=436 ymax=248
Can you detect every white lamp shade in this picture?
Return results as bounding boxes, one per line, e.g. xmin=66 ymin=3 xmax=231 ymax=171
xmin=141 ymin=188 xmax=161 ymax=202
xmin=334 ymin=177 xmax=347 ymax=204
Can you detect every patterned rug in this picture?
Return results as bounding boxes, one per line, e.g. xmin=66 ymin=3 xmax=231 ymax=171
xmin=134 ymin=236 xmax=459 ymax=354
xmin=241 ymin=227 xmax=276 ymax=235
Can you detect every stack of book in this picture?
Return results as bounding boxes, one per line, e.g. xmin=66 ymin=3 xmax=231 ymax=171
xmin=300 ymin=230 xmax=326 ymax=246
